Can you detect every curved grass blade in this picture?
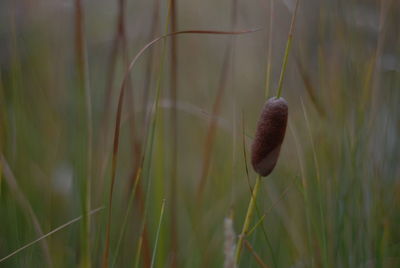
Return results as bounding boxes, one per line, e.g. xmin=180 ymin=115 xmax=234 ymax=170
xmin=101 ymin=27 xmax=260 ymax=267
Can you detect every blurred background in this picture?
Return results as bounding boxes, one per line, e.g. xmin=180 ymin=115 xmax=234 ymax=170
xmin=0 ymin=0 xmax=399 ymax=267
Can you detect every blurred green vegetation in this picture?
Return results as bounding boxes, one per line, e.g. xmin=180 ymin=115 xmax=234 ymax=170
xmin=0 ymin=0 xmax=400 ymax=267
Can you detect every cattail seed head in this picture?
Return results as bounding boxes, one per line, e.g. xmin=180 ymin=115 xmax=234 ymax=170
xmin=251 ymin=97 xmax=288 ymax=177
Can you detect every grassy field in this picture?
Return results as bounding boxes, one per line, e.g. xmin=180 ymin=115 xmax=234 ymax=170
xmin=1 ymin=0 xmax=400 ymax=267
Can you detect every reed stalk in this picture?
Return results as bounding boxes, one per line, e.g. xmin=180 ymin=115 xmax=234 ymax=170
xmin=235 ymin=175 xmax=261 ymax=263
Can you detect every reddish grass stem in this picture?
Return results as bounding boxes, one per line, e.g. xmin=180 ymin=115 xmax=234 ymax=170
xmin=244 ymin=240 xmax=270 ymax=268
xmin=74 ymin=0 xmax=92 ymax=266
xmin=196 ymin=45 xmax=233 ymax=202
xmin=196 ymin=2 xmax=240 ymax=203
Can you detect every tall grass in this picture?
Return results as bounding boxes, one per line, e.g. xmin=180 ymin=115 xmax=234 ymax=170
xmin=1 ymin=0 xmax=400 ymax=267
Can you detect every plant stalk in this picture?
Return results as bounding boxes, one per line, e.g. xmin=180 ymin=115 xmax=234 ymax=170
xmin=235 ymin=175 xmax=262 ymax=264
xmin=276 ymin=0 xmax=299 ymax=98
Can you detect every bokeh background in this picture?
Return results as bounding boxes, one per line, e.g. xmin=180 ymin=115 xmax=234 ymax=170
xmin=1 ymin=0 xmax=400 ymax=267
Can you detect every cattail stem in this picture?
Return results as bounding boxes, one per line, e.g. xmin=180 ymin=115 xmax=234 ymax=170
xmin=264 ymin=0 xmax=274 ymax=98
xmin=276 ymin=0 xmax=299 ymax=98
xmin=235 ymin=175 xmax=261 ymax=264
xmin=276 ymin=37 xmax=292 ymax=99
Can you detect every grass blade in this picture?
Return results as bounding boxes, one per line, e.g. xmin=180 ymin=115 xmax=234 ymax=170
xmin=276 ymin=0 xmax=300 ymax=98
xmin=235 ymin=175 xmax=261 ymax=264
xmin=169 ymin=0 xmax=179 ymax=265
xmin=0 ymin=154 xmax=52 ymax=267
xmin=150 ymin=199 xmax=166 ymax=268
xmin=110 ymin=167 xmax=142 ymax=267
xmin=74 ymin=0 xmax=92 ymax=266
xmin=0 ymin=207 xmax=104 ymax=264
xmin=265 ymin=0 xmax=274 ymax=97
xmin=244 ymin=240 xmax=270 ymax=268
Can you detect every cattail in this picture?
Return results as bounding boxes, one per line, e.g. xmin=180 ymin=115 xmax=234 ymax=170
xmin=251 ymin=97 xmax=288 ymax=177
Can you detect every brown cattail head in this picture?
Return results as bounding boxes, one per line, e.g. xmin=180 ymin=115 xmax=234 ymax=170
xmin=251 ymin=97 xmax=288 ymax=177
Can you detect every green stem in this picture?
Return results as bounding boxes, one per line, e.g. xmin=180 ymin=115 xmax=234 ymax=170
xmin=276 ymin=0 xmax=299 ymax=98
xmin=150 ymin=199 xmax=166 ymax=268
xmin=134 ymin=236 xmax=143 ymax=268
xmin=276 ymin=37 xmax=292 ymax=98
xmin=235 ymin=175 xmax=262 ymax=264
xmin=75 ymin=0 xmax=92 ymax=266
xmin=111 ymin=168 xmax=142 ymax=267
xmin=264 ymin=0 xmax=274 ymax=98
